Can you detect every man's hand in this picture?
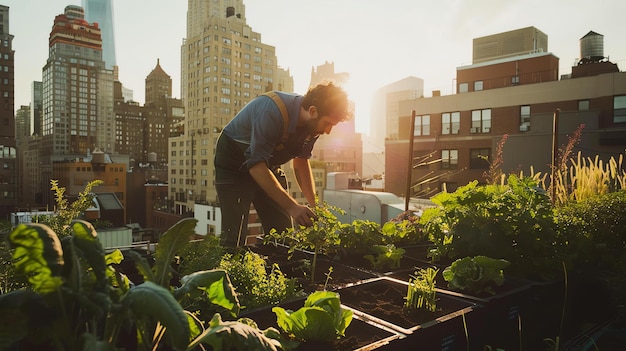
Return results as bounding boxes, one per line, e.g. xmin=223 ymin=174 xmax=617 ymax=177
xmin=287 ymin=203 xmax=318 ymax=227
xmin=249 ymin=162 xmax=318 ymax=226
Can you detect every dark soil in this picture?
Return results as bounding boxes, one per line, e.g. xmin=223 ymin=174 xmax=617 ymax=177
xmin=246 ymin=243 xmax=624 ymax=350
xmin=337 ymin=277 xmax=475 ymax=331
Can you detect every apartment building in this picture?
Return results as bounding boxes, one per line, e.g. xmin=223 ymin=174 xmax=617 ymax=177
xmin=0 ymin=5 xmax=16 ymax=218
xmin=387 ymin=27 xmax=626 ymax=198
xmin=52 ymin=149 xmax=127 ymax=222
xmin=172 ymin=0 xmax=291 ymax=219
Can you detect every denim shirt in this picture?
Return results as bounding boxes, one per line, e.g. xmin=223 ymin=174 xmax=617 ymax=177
xmin=215 ymin=92 xmax=318 ymax=182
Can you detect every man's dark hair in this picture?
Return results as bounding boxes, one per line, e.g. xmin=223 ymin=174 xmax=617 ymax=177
xmin=302 ymin=81 xmax=352 ymax=121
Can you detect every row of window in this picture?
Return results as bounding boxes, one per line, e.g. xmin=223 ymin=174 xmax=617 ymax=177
xmin=414 ymin=109 xmax=492 ymax=136
xmin=414 ymin=96 xmax=625 ymax=136
xmin=72 ymin=166 xmax=125 ymax=172
xmin=458 ymin=80 xmax=485 ymax=93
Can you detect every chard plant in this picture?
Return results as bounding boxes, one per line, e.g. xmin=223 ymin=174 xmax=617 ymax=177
xmin=0 ymin=219 xmax=250 ymax=351
xmin=404 ymin=266 xmax=439 ymax=312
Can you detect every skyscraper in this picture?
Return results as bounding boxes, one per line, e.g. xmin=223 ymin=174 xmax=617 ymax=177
xmin=82 ymin=0 xmax=117 ymax=70
xmin=0 ymin=5 xmax=16 ymax=218
xmin=171 ymin=0 xmax=292 ymax=219
xmin=42 ymin=5 xmax=115 ymax=157
xmin=30 ymin=81 xmax=42 ymax=136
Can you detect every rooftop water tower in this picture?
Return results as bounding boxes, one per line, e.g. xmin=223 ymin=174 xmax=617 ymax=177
xmin=580 ymin=31 xmax=604 ymax=62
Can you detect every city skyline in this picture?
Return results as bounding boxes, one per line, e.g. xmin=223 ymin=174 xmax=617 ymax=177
xmin=4 ymin=0 xmax=626 ymax=137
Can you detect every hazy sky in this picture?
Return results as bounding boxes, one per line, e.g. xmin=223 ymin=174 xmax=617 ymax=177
xmin=4 ymin=0 xmax=626 ymax=136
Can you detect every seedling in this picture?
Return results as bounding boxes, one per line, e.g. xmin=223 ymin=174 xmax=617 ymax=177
xmin=404 ymin=266 xmax=439 ymax=312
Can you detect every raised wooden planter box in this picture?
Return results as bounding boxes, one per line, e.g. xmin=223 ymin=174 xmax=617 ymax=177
xmin=337 ymin=277 xmax=476 ymax=350
xmin=239 ymin=296 xmax=405 ymax=351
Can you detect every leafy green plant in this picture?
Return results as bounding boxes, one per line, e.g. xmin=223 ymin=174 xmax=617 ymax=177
xmin=1 ymin=180 xmax=102 ymax=295
xmin=186 ymin=313 xmax=289 ymax=351
xmin=272 ymin=290 xmax=353 ymax=343
xmin=442 ymin=256 xmax=510 ymax=295
xmin=556 ymin=190 xmax=626 ymax=306
xmin=363 ymin=244 xmax=406 ymax=270
xmin=1 ymin=221 xmax=184 ymax=350
xmin=419 ymin=175 xmax=562 ymax=279
xmin=337 ymin=219 xmax=382 ymax=256
xmin=0 ymin=219 xmax=244 ymax=351
xmin=177 ymin=235 xmax=225 ymax=276
xmin=264 ymin=202 xmax=345 ymax=283
xmin=404 ymin=266 xmax=439 ymax=312
xmin=218 ymin=250 xmax=301 ymax=311
xmin=382 ymin=211 xmax=427 ymax=245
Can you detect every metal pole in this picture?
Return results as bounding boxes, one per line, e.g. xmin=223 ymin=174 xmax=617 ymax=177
xmin=405 ymin=110 xmax=416 ymax=212
xmin=551 ymin=109 xmax=560 ymax=202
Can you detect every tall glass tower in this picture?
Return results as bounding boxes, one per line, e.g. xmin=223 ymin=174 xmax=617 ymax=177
xmin=82 ymin=0 xmax=116 ymax=70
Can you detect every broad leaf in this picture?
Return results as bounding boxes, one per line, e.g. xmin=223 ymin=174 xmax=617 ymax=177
xmin=71 ymin=220 xmax=107 ymax=291
xmin=154 ymin=218 xmax=198 ymax=287
xmin=273 ymin=291 xmax=353 ymax=342
xmin=9 ymin=223 xmax=64 ymax=293
xmin=188 ymin=313 xmax=282 ymax=351
xmin=172 ymin=269 xmax=240 ymax=316
xmin=123 ymin=281 xmax=190 ymax=350
xmin=124 ymin=249 xmax=156 ymax=283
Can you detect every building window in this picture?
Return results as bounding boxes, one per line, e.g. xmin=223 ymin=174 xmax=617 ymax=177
xmin=615 ymin=96 xmax=626 ymax=123
xmin=520 ymin=105 xmax=530 ymax=132
xmin=442 ymin=112 xmax=460 ymax=135
xmin=471 ymin=109 xmax=491 ymax=133
xmin=414 ymin=115 xmax=430 ymax=136
xmin=474 ymin=81 xmax=483 ymax=91
xmin=512 ymin=76 xmax=520 ymax=85
xmin=470 ymin=148 xmax=491 ymax=169
xmin=441 ymin=149 xmax=458 ymax=169
xmin=459 ymin=83 xmax=468 ymax=93
xmin=579 ymin=100 xmax=590 ymax=111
